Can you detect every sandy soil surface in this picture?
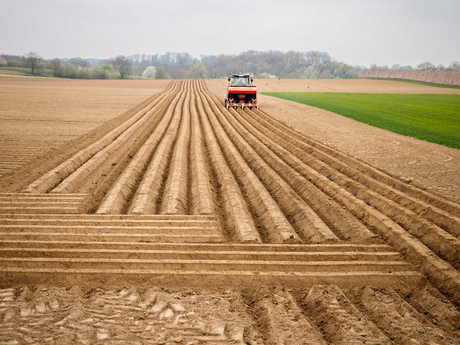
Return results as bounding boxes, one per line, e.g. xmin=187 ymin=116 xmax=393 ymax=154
xmin=1 ymin=79 xmax=460 ymax=344
xmin=207 ymin=78 xmax=460 ymax=203
xmin=0 ymin=78 xmax=169 ymax=175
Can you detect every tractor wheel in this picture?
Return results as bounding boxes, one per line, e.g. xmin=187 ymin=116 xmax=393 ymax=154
xmin=224 ymin=99 xmax=227 ymax=108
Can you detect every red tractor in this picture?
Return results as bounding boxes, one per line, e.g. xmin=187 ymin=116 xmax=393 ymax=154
xmin=224 ymin=73 xmax=258 ymax=109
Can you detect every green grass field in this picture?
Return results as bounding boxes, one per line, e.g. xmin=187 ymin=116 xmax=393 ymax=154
xmin=262 ymin=92 xmax=460 ymax=149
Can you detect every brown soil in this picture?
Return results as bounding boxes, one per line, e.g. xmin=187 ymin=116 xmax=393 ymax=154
xmin=1 ymin=78 xmax=460 ymax=344
xmin=207 ymin=78 xmax=460 ymax=203
xmin=0 ymin=78 xmax=169 ymax=182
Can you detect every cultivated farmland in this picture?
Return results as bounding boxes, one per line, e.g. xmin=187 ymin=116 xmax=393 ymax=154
xmin=0 ymin=78 xmax=170 ymax=176
xmin=1 ymin=78 xmax=460 ymax=344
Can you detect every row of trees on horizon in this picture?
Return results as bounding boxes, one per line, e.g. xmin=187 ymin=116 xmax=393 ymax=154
xmin=1 ymin=51 xmax=459 ymax=80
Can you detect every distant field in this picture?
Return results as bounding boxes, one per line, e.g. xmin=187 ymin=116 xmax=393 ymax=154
xmin=263 ymin=92 xmax=460 ymax=149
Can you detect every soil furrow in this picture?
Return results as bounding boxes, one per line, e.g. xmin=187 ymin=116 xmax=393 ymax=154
xmin=189 ymin=85 xmax=214 ymax=215
xmin=249 ymin=107 xmax=460 ymax=242
xmin=239 ymin=108 xmax=460 ymax=276
xmin=25 ymin=81 xmax=177 ymax=194
xmin=242 ymin=108 xmax=460 ymax=269
xmin=83 ymin=87 xmax=182 ymax=213
xmin=408 ymin=287 xmax=460 ymax=336
xmin=3 ymin=78 xmax=460 ymax=342
xmin=271 ymin=121 xmax=460 ymax=240
xmin=160 ymin=84 xmax=191 ymax=215
xmin=248 ymin=107 xmax=460 ymax=238
xmin=199 ymin=85 xmax=301 ymax=244
xmin=254 ymin=107 xmax=460 ymax=218
xmin=220 ymin=102 xmax=374 ymax=242
xmin=206 ymin=94 xmax=340 ymax=243
xmin=50 ymin=96 xmax=167 ymax=194
xmin=128 ymin=82 xmax=188 ymax=214
xmin=338 ymin=180 xmax=460 ymax=270
xmin=0 ymin=225 xmax=217 ymax=234
xmin=0 ymin=257 xmax=414 ymax=272
xmin=0 ymin=244 xmax=397 ymax=257
xmin=96 ymin=82 xmax=184 ymax=214
xmin=0 ymin=249 xmax=403 ymax=262
xmin=195 ymin=89 xmax=261 ymax=243
xmin=212 ymin=103 xmax=460 ymax=302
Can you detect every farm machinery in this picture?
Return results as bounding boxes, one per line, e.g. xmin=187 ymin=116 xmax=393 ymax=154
xmin=224 ymin=73 xmax=258 ymax=109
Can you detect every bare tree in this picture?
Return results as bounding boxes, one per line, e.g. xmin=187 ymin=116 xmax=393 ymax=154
xmin=50 ymin=58 xmax=63 ymax=77
xmin=448 ymin=61 xmax=460 ymax=71
xmin=306 ymin=51 xmax=331 ymax=66
xmin=112 ymin=55 xmax=132 ymax=78
xmin=69 ymin=57 xmax=90 ymax=69
xmin=22 ymin=51 xmax=44 ymax=74
xmin=176 ymin=52 xmax=193 ymax=65
xmin=130 ymin=54 xmax=141 ymax=64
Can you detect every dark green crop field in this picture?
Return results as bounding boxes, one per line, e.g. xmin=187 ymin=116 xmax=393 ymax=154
xmin=262 ymin=92 xmax=460 ymax=149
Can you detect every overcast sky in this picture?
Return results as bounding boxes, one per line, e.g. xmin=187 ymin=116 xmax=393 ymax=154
xmin=1 ymin=0 xmax=459 ymax=68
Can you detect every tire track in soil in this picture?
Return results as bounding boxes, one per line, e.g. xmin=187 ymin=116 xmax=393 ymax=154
xmin=2 ymin=79 xmax=460 ymax=343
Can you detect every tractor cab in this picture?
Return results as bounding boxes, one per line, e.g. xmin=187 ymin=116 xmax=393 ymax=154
xmin=229 ymin=75 xmax=251 ymax=86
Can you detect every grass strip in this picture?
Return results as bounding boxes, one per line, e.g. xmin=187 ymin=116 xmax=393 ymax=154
xmin=262 ymin=92 xmax=460 ymax=149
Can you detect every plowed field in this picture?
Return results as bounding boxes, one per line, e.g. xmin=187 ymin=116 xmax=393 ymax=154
xmin=0 ymin=78 xmax=170 ymax=176
xmin=1 ymin=79 xmax=460 ymax=344
xmin=207 ymin=78 xmax=460 ymax=203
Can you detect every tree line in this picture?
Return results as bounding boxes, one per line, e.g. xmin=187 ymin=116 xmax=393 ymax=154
xmin=1 ymin=51 xmax=459 ymax=79
xmin=0 ymin=53 xmax=131 ymax=79
xmin=123 ymin=50 xmax=356 ymax=79
xmin=357 ymin=61 xmax=460 ymax=72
